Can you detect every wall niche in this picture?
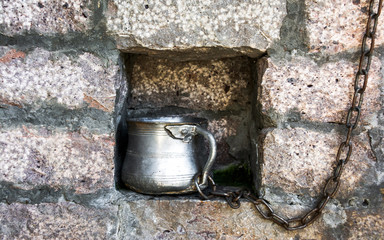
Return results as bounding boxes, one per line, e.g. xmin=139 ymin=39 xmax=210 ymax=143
xmin=115 ymin=53 xmax=259 ymax=192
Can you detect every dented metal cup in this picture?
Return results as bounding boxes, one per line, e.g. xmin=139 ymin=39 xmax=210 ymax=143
xmin=121 ymin=117 xmax=217 ymax=194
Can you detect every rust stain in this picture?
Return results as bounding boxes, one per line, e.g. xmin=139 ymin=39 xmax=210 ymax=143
xmin=104 ymin=139 xmax=115 ymax=146
xmin=107 ymin=0 xmax=118 ymax=14
xmin=21 ymin=125 xmax=38 ymax=138
xmin=381 ymin=188 xmax=384 ymax=195
xmin=0 ymin=97 xmax=23 ymax=108
xmin=0 ymin=49 xmax=26 ymax=63
xmin=83 ymin=93 xmax=109 ymax=112
xmin=99 ymin=136 xmax=115 ymax=146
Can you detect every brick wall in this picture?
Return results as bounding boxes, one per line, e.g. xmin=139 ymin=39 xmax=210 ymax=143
xmin=1 ymin=0 xmax=383 ymax=239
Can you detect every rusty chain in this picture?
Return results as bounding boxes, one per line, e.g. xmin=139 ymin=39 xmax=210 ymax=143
xmin=196 ymin=0 xmax=383 ymax=230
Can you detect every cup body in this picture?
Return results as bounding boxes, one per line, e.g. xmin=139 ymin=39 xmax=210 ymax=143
xmin=122 ymin=117 xmax=207 ymax=194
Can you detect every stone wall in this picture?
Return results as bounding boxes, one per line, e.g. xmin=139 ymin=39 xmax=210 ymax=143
xmin=1 ymin=0 xmax=383 ymax=239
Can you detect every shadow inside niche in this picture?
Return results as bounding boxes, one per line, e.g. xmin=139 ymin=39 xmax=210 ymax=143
xmin=114 ymin=114 xmax=128 ymax=189
xmin=114 ymin=53 xmax=132 ymax=189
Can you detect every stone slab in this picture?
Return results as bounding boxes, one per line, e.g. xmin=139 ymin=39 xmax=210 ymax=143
xmin=0 ymin=202 xmax=117 ymax=239
xmin=306 ymin=0 xmax=384 ymax=54
xmin=107 ymin=0 xmax=286 ymax=59
xmin=260 ymin=127 xmax=376 ymax=198
xmin=0 ymin=125 xmax=114 ymax=194
xmin=117 ymin=197 xmax=384 ymax=239
xmin=1 ymin=194 xmax=380 ymax=239
xmin=0 ymin=0 xmax=92 ymax=36
xmin=258 ymin=56 xmax=382 ymax=125
xmin=0 ymin=47 xmax=118 ymax=112
xmin=118 ymin=199 xmax=326 ymax=239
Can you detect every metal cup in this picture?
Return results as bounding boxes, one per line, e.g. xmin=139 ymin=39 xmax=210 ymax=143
xmin=121 ymin=117 xmax=217 ymax=194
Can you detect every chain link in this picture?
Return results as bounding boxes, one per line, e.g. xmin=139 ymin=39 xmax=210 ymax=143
xmin=196 ymin=0 xmax=383 ymax=230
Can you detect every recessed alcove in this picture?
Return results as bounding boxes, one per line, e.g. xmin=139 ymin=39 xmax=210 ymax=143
xmin=114 ymin=52 xmax=264 ymax=194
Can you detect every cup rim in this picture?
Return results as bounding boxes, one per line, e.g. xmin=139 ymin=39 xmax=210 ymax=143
xmin=127 ymin=116 xmax=207 ymax=124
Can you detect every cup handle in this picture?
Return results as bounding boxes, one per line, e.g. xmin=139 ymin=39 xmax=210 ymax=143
xmin=195 ymin=126 xmax=217 ymax=186
xmin=164 ymin=124 xmax=217 ymax=186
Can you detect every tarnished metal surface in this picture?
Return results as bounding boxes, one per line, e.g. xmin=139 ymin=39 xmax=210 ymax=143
xmin=121 ymin=117 xmax=216 ymax=194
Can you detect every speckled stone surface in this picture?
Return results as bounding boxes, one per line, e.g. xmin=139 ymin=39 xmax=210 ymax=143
xmin=0 ymin=202 xmax=117 ymax=239
xmin=0 ymin=0 xmax=383 ymax=238
xmin=261 ymin=127 xmax=376 ymax=197
xmin=306 ymin=0 xmax=384 ymax=54
xmin=0 ymin=125 xmax=114 ymax=194
xmin=115 ymin=196 xmax=384 ymax=239
xmin=0 ymin=0 xmax=91 ymax=35
xmin=0 ymin=47 xmax=117 ymax=112
xmin=1 ymin=194 xmax=382 ymax=239
xmin=347 ymin=209 xmax=384 ymax=239
xmin=130 ymin=55 xmax=251 ymax=111
xmin=258 ymin=56 xmax=382 ymax=125
xmin=107 ymin=0 xmax=286 ymax=59
xmin=369 ymin=128 xmax=384 ymax=184
xmin=118 ymin=199 xmax=326 ymax=239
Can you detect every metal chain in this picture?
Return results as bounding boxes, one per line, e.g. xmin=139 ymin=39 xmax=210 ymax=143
xmin=196 ymin=0 xmax=383 ymax=230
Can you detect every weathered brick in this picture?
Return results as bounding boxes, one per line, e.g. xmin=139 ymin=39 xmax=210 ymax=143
xmin=260 ymin=127 xmax=376 ymax=197
xmin=0 ymin=202 xmax=117 ymax=239
xmin=107 ymin=0 xmax=286 ymax=59
xmin=0 ymin=0 xmax=92 ymax=35
xmin=258 ymin=56 xmax=382 ymax=125
xmin=306 ymin=0 xmax=384 ymax=54
xmin=0 ymin=47 xmax=117 ymax=112
xmin=0 ymin=125 xmax=114 ymax=194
